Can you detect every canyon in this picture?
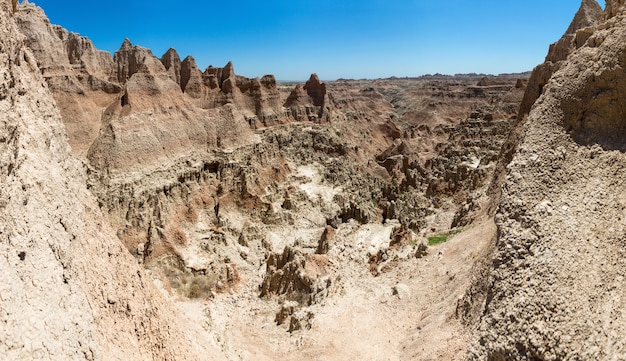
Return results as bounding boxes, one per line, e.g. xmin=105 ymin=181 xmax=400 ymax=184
xmin=1 ymin=0 xmax=625 ymax=360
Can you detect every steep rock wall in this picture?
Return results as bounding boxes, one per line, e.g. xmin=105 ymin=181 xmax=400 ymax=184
xmin=518 ymin=0 xmax=603 ymax=119
xmin=468 ymin=3 xmax=626 ymax=360
xmin=15 ymin=2 xmax=120 ymax=156
xmin=0 ymin=0 xmax=219 ymax=359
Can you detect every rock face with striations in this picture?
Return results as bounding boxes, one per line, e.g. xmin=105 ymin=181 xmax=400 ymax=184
xmin=285 ymin=73 xmax=331 ymax=122
xmin=15 ymin=2 xmax=121 ymax=156
xmin=518 ymin=0 xmax=603 ymax=119
xmin=15 ymin=2 xmax=327 ymax=164
xmin=467 ymin=1 xmax=626 ymax=359
xmin=0 ymin=0 xmax=221 ymax=359
xmin=86 ymin=38 xmax=252 ymax=174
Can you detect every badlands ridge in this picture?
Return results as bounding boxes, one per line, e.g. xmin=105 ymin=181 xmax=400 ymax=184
xmin=1 ymin=0 xmax=625 ymax=360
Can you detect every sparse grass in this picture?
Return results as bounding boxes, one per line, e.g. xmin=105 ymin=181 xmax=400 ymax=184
xmin=427 ymin=228 xmax=463 ymax=246
xmin=427 ymin=235 xmax=449 ymax=246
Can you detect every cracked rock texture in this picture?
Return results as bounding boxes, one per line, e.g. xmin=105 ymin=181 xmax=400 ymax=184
xmin=518 ymin=0 xmax=603 ymax=119
xmin=0 ymin=0 xmax=221 ymax=359
xmin=12 ymin=0 xmax=614 ymax=360
xmin=467 ymin=1 xmax=626 ymax=359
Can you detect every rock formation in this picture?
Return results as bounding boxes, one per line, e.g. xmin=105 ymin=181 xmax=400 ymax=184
xmin=0 ymin=0 xmax=220 ymax=359
xmin=15 ymin=3 xmax=120 ymax=156
xmin=260 ymin=246 xmax=332 ymax=305
xmin=606 ymin=0 xmax=625 ymax=18
xmin=467 ymin=2 xmax=626 ymax=359
xmin=5 ymin=1 xmax=544 ymax=360
xmin=161 ymin=47 xmax=182 ymax=86
xmin=304 ymin=73 xmax=327 ymax=107
xmin=180 ymin=55 xmax=205 ymax=96
xmin=14 ymin=2 xmax=328 ymax=162
xmin=285 ymin=73 xmax=331 ymax=122
xmin=518 ymin=0 xmax=603 ymax=118
xmin=85 ymin=38 xmax=248 ymax=174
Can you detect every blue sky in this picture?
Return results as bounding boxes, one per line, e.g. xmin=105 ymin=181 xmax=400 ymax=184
xmin=28 ymin=0 xmax=592 ymax=80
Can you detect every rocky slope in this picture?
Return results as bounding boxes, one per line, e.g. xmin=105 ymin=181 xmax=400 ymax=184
xmin=518 ymin=0 xmax=603 ymax=119
xmin=0 ymin=0 xmax=224 ymax=359
xmin=467 ymin=0 xmax=626 ymax=359
xmin=9 ymin=4 xmax=530 ymax=360
xmin=11 ymin=0 xmax=607 ymax=360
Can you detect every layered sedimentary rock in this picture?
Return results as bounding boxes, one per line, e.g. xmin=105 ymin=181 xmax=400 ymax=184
xmin=468 ymin=2 xmax=626 ymax=359
xmin=15 ymin=2 xmax=329 ymax=163
xmin=0 ymin=0 xmax=219 ymax=359
xmin=285 ymin=73 xmax=331 ymax=122
xmin=15 ymin=2 xmax=120 ymax=155
xmin=518 ymin=0 xmax=603 ymax=118
xmin=86 ymin=38 xmax=257 ymax=174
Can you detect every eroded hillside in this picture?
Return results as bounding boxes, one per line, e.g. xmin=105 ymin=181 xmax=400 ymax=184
xmin=6 ymin=2 xmax=530 ymax=359
xmin=0 ymin=0 xmax=225 ymax=359
xmin=5 ymin=0 xmax=623 ymax=360
xmin=468 ymin=1 xmax=626 ymax=359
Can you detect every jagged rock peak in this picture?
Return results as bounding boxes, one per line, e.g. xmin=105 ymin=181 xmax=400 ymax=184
xmin=260 ymin=74 xmax=277 ymax=87
xmin=519 ymin=0 xmax=604 ymax=118
xmin=285 ymin=84 xmax=309 ymax=107
xmin=306 ymin=73 xmax=322 ymax=86
xmin=180 ymin=55 xmax=202 ymax=93
xmin=182 ymin=55 xmax=198 ymax=68
xmin=223 ymin=60 xmax=235 ymax=80
xmin=15 ymin=3 xmax=116 ymax=81
xmin=120 ymin=38 xmax=132 ymax=49
xmin=546 ymin=0 xmax=604 ymax=62
xmin=160 ymin=48 xmax=182 ymax=85
xmin=566 ymin=0 xmax=603 ymax=34
xmin=114 ymin=38 xmax=165 ymax=84
xmin=304 ymin=73 xmax=326 ymax=107
xmin=161 ymin=48 xmax=181 ymax=70
xmin=201 ymin=61 xmax=237 ymax=92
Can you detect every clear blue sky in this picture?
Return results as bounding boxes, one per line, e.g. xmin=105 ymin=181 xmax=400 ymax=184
xmin=27 ymin=0 xmax=594 ymax=80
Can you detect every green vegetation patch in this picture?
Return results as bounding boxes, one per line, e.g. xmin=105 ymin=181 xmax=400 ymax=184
xmin=427 ymin=234 xmax=449 ymax=246
xmin=427 ymin=228 xmax=463 ymax=246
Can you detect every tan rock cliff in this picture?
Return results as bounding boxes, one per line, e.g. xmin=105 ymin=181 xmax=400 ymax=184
xmin=15 ymin=2 xmax=120 ymax=156
xmin=0 ymin=0 xmax=221 ymax=359
xmin=468 ymin=1 xmax=626 ymax=359
xmin=518 ymin=0 xmax=603 ymax=119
